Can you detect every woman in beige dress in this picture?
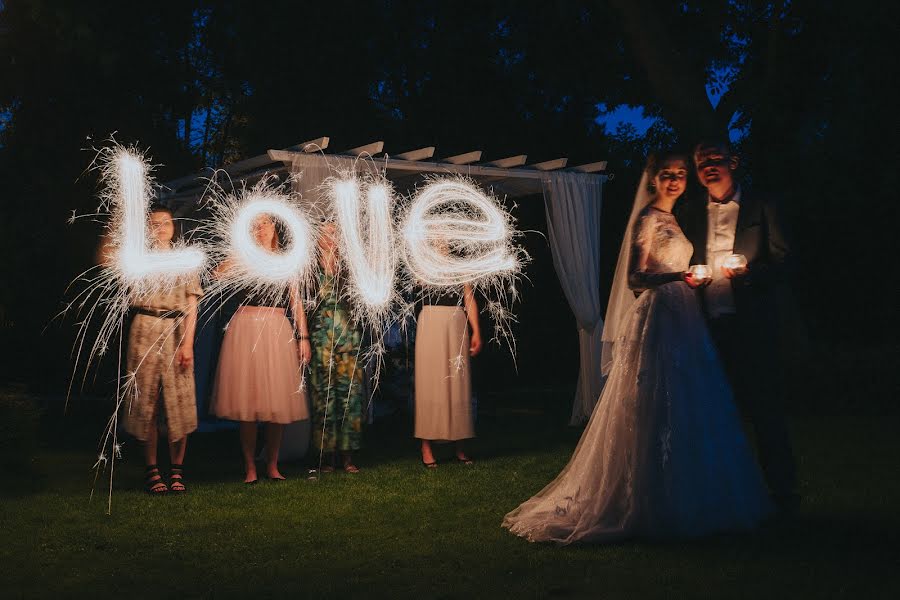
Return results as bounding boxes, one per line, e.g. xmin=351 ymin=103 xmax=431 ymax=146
xmin=210 ymin=214 xmax=312 ymax=483
xmin=124 ymin=206 xmax=203 ymax=494
xmin=415 ymin=284 xmax=482 ymax=467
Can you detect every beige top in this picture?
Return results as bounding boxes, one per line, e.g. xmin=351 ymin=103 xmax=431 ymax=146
xmin=704 ymin=187 xmax=741 ymax=318
xmin=132 ymin=276 xmax=204 ymax=312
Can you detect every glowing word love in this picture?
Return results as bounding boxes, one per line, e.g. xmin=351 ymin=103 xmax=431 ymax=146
xmin=105 ymin=149 xmax=521 ymax=301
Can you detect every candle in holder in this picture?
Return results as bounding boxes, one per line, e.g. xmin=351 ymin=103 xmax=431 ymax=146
xmin=723 ymin=253 xmax=748 ymax=270
xmin=688 ymin=264 xmax=711 ymax=281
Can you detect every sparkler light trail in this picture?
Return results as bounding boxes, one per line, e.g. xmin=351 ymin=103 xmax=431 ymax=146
xmin=69 ymin=151 xmax=528 ymax=509
xmin=216 ymin=188 xmax=317 ymax=290
xmin=326 ymin=173 xmax=398 ymax=328
xmin=66 ymin=143 xmax=209 ymax=513
xmin=111 ymin=150 xmax=207 ymax=284
xmin=399 ymin=176 xmax=527 ymax=359
xmin=400 ymin=178 xmax=522 ymax=288
xmin=67 ymin=144 xmax=208 ymax=377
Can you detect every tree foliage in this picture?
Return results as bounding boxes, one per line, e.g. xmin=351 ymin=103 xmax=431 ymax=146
xmin=0 ymin=0 xmax=891 ymax=387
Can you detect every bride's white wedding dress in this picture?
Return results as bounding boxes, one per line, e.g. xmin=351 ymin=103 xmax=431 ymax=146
xmin=503 ymin=206 xmax=772 ymax=544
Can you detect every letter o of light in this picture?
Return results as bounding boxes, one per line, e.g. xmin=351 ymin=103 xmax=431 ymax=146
xmin=229 ymin=194 xmax=315 ymax=285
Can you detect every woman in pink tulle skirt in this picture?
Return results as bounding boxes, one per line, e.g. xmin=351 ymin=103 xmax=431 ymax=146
xmin=211 ymin=214 xmax=312 ymax=483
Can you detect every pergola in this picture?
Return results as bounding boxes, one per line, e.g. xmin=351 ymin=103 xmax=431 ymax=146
xmin=160 ymin=136 xmax=609 ymax=423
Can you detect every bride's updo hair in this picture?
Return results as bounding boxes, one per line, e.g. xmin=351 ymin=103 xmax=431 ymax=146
xmin=644 ymin=149 xmax=689 ymax=194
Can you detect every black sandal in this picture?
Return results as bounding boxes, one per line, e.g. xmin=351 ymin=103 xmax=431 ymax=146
xmin=169 ymin=464 xmax=186 ymax=493
xmin=456 ymin=456 xmax=474 ymax=465
xmin=145 ymin=464 xmax=168 ymax=495
xmin=422 ymin=460 xmax=438 ymax=469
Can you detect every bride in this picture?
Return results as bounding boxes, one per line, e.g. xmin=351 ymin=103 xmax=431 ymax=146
xmin=503 ymin=151 xmax=773 ymax=544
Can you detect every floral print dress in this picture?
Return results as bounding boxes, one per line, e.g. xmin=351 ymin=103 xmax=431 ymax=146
xmin=308 ymin=270 xmax=364 ymax=452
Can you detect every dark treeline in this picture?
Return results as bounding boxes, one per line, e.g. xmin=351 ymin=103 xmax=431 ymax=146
xmin=0 ymin=1 xmax=895 ymax=400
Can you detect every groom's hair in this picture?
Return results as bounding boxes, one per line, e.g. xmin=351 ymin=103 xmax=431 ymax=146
xmin=693 ymin=139 xmax=733 ymax=160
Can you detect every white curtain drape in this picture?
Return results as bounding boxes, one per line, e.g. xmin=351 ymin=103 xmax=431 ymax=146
xmin=542 ymin=173 xmax=606 ymax=424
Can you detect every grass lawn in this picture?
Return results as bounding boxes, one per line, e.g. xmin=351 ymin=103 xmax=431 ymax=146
xmin=1 ymin=390 xmax=898 ymax=599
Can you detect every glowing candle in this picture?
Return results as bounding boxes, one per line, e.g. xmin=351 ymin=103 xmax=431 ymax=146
xmin=688 ymin=264 xmax=712 ymax=281
xmin=723 ymin=253 xmax=748 ymax=270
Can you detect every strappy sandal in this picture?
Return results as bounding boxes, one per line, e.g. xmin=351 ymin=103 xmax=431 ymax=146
xmin=145 ymin=464 xmax=168 ymax=495
xmin=421 ymin=460 xmax=438 ymax=469
xmin=169 ymin=464 xmax=186 ymax=493
xmin=456 ymin=456 xmax=474 ymax=465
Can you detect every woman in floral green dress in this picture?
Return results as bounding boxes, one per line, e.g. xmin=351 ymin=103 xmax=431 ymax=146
xmin=309 ymin=222 xmax=365 ymax=472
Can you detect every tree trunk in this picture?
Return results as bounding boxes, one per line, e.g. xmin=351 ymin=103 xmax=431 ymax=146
xmin=609 ymin=0 xmax=728 ymax=141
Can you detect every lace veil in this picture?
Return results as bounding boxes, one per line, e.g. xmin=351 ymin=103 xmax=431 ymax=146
xmin=599 ymin=171 xmax=652 ymax=376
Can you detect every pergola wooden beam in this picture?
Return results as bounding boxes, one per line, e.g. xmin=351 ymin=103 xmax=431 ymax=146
xmin=223 ymin=135 xmax=331 ymax=174
xmin=394 ymin=146 xmax=435 ymax=161
xmin=272 ymin=150 xmax=547 ymax=180
xmin=527 ymin=158 xmax=569 ymax=171
xmin=286 ymin=136 xmax=329 ymax=153
xmin=441 ymin=151 xmax=482 ymax=165
xmin=163 ymin=137 xmax=330 ymax=193
xmin=483 ymin=154 xmax=527 ymax=168
xmin=569 ymin=161 xmax=608 ymax=173
xmin=341 ymin=141 xmax=384 ymax=157
xmin=164 ymin=142 xmax=608 ymax=215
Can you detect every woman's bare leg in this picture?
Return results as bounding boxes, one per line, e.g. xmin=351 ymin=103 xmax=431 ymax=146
xmin=455 ymin=441 xmax=472 ymax=463
xmin=342 ymin=452 xmax=359 ymax=473
xmin=239 ymin=422 xmax=258 ymax=483
xmin=265 ymin=423 xmax=284 ymax=479
xmin=169 ymin=437 xmax=187 ymax=465
xmin=421 ymin=439 xmax=436 ymax=465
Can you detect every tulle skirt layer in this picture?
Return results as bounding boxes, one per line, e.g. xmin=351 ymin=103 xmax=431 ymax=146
xmin=211 ymin=306 xmax=308 ymax=424
xmin=503 ymin=281 xmax=772 ymax=544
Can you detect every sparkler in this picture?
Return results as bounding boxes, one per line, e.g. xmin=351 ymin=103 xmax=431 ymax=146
xmin=401 ymin=178 xmax=521 ymax=288
xmin=68 ymin=149 xmax=528 ymax=509
xmin=326 ymin=173 xmax=398 ymax=328
xmin=111 ymin=150 xmax=207 ymax=285
xmin=399 ymin=177 xmax=527 ymax=359
xmin=67 ymin=143 xmax=208 ymax=514
xmin=210 ymin=185 xmax=317 ymax=293
xmin=67 ymin=145 xmax=208 ymax=383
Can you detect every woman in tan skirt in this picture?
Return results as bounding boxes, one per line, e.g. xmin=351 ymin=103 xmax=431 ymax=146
xmin=124 ymin=206 xmax=203 ymax=494
xmin=415 ymin=284 xmax=482 ymax=467
xmin=211 ymin=214 xmax=312 ymax=483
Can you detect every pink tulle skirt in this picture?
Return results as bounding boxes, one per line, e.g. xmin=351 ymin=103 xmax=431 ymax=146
xmin=211 ymin=306 xmax=308 ymax=424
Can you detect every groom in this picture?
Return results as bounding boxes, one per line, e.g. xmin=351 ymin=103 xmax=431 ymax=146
xmin=677 ymin=139 xmax=798 ymax=512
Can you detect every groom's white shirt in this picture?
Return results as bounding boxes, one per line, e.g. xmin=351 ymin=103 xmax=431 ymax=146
xmin=705 ymin=186 xmax=741 ymax=318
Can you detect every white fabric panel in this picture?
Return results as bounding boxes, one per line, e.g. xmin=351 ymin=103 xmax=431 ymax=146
xmin=542 ymin=172 xmax=606 ymax=424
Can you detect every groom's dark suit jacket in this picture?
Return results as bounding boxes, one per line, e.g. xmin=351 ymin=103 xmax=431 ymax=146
xmin=678 ymin=186 xmax=798 ymax=497
xmin=676 ymin=186 xmax=791 ymax=329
